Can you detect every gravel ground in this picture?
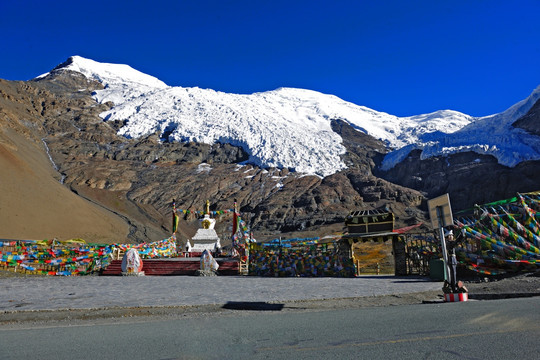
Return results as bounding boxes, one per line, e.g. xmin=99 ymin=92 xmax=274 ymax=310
xmin=461 ymin=270 xmax=540 ymax=298
xmin=1 ymin=270 xmax=539 ymax=324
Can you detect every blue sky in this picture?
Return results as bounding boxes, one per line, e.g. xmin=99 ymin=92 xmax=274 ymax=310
xmin=1 ymin=0 xmax=539 ymax=117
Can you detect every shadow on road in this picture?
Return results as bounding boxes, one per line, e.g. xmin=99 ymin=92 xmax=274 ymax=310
xmin=222 ymin=301 xmax=285 ymax=311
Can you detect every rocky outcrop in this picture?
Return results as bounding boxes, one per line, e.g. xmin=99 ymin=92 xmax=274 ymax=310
xmin=513 ymin=98 xmax=540 ymax=136
xmin=377 ymin=149 xmax=540 ymax=211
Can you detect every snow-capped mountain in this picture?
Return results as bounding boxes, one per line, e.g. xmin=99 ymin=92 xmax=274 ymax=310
xmin=43 ymin=56 xmax=540 ymax=177
xmin=382 ymin=85 xmax=540 ymax=170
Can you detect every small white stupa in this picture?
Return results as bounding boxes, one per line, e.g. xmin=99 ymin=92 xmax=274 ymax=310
xmin=190 ymin=200 xmax=221 ymax=254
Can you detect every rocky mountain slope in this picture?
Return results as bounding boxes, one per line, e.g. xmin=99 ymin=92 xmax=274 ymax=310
xmin=0 ymin=76 xmax=129 ymax=242
xmin=0 ymin=69 xmax=424 ymax=244
xmin=1 ymin=57 xmax=539 ymax=244
xmin=378 ymin=94 xmax=540 ymax=210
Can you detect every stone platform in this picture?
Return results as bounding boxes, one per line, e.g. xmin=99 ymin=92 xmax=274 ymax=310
xmin=101 ymin=257 xmax=240 ymax=276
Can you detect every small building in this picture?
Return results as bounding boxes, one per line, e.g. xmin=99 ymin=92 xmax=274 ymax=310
xmin=342 ymin=209 xmax=406 ymax=275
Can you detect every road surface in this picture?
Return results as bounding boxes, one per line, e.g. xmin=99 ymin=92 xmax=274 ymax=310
xmin=1 ymin=297 xmax=538 ymax=359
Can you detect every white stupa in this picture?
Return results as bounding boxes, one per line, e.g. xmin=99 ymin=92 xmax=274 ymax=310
xmin=190 ymin=200 xmax=221 ymax=253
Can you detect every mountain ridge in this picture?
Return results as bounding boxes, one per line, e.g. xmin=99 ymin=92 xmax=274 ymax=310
xmin=1 ymin=56 xmax=539 ymax=243
xmin=45 ymin=56 xmax=540 ymax=177
xmin=43 ymin=56 xmax=488 ymax=177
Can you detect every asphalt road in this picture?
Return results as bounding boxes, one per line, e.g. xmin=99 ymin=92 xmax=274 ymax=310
xmin=1 ymin=297 xmax=538 ymax=359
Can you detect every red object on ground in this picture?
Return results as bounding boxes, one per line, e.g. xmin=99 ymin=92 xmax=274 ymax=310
xmin=444 ymin=293 xmax=469 ymax=302
xmin=393 ymin=223 xmax=423 ymax=234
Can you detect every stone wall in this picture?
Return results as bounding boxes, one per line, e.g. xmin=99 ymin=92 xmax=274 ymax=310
xmin=248 ymin=241 xmax=355 ymax=277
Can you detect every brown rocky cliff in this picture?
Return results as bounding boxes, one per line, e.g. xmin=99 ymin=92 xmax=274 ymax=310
xmin=0 ymin=79 xmax=129 ymax=242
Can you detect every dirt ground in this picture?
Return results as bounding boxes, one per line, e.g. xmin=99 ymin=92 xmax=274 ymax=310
xmin=460 ymin=270 xmax=540 ymax=298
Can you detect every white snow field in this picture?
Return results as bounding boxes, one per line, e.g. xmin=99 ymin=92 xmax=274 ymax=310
xmin=43 ymin=56 xmax=540 ymax=177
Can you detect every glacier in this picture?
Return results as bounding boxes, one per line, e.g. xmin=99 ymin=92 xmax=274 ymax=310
xmin=42 ymin=56 xmax=540 ymax=177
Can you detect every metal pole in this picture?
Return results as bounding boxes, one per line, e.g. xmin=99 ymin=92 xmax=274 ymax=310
xmin=438 ymin=226 xmax=449 ymax=281
xmin=436 ymin=206 xmax=449 ymax=281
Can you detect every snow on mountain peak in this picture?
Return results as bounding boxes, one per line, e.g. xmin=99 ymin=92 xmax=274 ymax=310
xmin=59 ymin=56 xmax=168 ymax=89
xmin=45 ymin=56 xmax=540 ymax=177
xmin=41 ymin=56 xmax=169 ymax=105
xmin=381 ymin=85 xmax=540 ymax=170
